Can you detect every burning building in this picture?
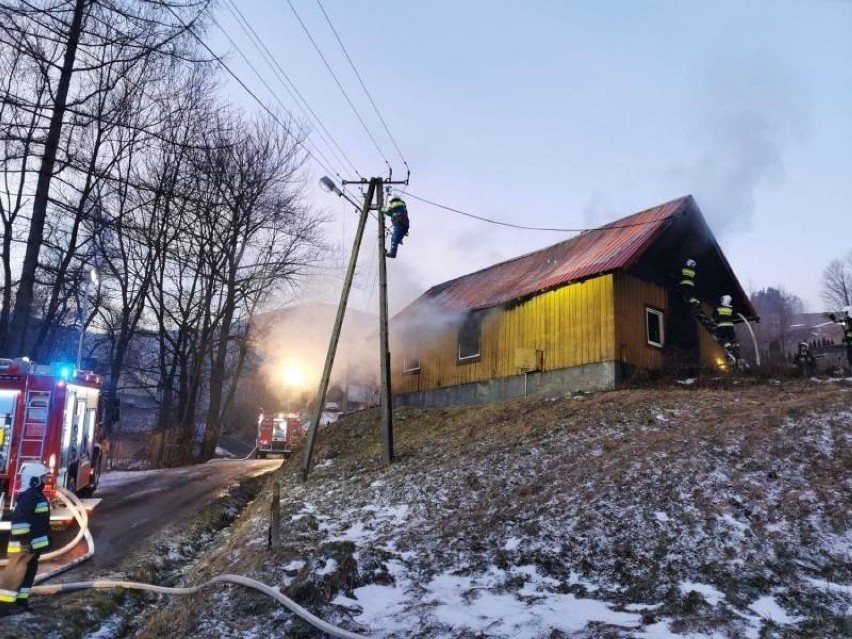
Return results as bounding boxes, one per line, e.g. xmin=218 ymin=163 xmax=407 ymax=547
xmin=390 ymin=195 xmax=758 ymax=406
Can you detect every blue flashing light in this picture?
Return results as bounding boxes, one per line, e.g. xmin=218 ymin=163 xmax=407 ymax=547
xmin=57 ymin=364 xmax=73 ymax=381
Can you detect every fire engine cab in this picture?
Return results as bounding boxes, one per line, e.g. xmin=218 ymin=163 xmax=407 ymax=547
xmin=0 ymin=357 xmax=103 ymax=520
xmin=256 ymin=412 xmax=304 ymax=458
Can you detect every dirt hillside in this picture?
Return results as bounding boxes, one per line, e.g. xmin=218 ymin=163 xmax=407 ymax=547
xmin=6 ymin=377 xmax=852 ymax=638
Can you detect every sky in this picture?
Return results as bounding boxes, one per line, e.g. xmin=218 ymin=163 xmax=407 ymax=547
xmin=210 ymin=1 xmax=852 ymax=316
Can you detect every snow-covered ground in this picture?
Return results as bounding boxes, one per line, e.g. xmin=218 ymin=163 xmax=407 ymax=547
xmin=131 ymin=382 xmax=851 ymax=639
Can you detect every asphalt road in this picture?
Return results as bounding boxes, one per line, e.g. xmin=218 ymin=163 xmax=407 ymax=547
xmin=40 ymin=458 xmax=280 ymax=582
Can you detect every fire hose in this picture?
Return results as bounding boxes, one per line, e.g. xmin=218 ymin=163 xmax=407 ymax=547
xmin=4 ymin=487 xmax=369 ymax=639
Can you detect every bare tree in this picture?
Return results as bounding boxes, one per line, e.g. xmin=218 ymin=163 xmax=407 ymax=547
xmin=820 ymin=251 xmax=852 ymax=311
xmin=0 ymin=0 xmax=210 ymax=354
xmin=751 ymin=286 xmax=805 ymax=362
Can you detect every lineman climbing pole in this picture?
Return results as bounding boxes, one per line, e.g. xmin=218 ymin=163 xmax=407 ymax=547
xmin=301 ymin=175 xmax=408 ymax=480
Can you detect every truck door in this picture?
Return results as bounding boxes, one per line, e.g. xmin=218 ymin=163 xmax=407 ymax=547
xmin=58 ymin=389 xmax=78 ymax=490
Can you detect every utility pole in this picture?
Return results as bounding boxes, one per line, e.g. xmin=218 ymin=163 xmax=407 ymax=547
xmin=301 ymin=179 xmax=375 ymax=480
xmin=376 ymin=185 xmax=394 ymax=464
xmin=302 ymin=175 xmax=407 ymax=479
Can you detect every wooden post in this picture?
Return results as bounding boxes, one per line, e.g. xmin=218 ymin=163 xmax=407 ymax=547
xmin=269 ymin=480 xmax=280 ymax=549
xmin=377 ymin=183 xmax=394 ymax=464
xmin=301 ymin=179 xmax=377 ymax=480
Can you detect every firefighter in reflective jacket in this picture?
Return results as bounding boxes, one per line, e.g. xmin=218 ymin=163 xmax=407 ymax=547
xmin=383 ymin=196 xmax=409 ymax=258
xmin=678 ymin=258 xmax=700 ymax=307
xmin=0 ymin=463 xmax=50 ymax=615
xmin=714 ymin=294 xmax=740 ymax=359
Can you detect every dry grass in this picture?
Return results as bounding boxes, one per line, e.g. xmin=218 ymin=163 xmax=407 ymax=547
xmin=11 ymin=377 xmax=850 ymax=639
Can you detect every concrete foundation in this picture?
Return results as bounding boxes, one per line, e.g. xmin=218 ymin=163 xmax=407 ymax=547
xmin=395 ymin=361 xmax=620 ymax=408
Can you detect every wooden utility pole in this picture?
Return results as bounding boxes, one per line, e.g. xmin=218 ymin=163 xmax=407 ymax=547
xmin=301 ymin=175 xmax=407 ymax=479
xmin=301 ymin=180 xmax=376 ymax=480
xmin=376 ymin=184 xmax=394 ymax=464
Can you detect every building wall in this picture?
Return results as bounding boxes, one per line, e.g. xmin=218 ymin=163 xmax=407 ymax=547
xmin=395 ymin=361 xmax=618 ymax=407
xmin=391 ymin=269 xmax=737 ymax=407
xmin=392 ymin=274 xmax=617 ymax=394
xmin=613 ymin=272 xmax=666 ymax=370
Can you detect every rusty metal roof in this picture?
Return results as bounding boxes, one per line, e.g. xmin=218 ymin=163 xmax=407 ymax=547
xmin=398 ymin=196 xmax=691 ymax=319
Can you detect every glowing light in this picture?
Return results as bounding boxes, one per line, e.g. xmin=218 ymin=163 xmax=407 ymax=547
xmin=281 ymin=362 xmax=307 ymax=389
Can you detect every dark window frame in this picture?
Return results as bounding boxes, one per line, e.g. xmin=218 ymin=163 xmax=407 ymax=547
xmin=457 ymin=312 xmax=483 ymax=363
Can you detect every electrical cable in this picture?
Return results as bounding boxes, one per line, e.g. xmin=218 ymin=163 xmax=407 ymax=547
xmin=283 ymin=0 xmax=391 ymax=170
xmin=402 ymin=190 xmax=674 ymax=233
xmin=161 ymin=4 xmax=340 ymax=180
xmin=315 ymin=0 xmax=409 ymax=171
xmin=221 ymin=0 xmax=363 ymax=181
xmin=207 ymin=12 xmax=344 ymax=181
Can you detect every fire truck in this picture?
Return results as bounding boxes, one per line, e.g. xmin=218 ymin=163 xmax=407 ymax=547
xmin=0 ymin=357 xmax=103 ymax=518
xmin=256 ymin=412 xmax=304 ymax=458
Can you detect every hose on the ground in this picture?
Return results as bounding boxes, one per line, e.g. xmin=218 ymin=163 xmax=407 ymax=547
xmin=33 ymin=576 xmax=369 ymax=639
xmin=22 ymin=486 xmax=368 ymax=638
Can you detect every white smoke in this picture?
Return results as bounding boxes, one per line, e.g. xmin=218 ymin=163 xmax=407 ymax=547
xmin=671 ymin=54 xmax=809 ymax=236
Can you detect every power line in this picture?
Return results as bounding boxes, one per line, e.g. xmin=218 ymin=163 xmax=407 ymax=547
xmin=161 ymin=3 xmax=339 ymax=179
xmin=402 ymin=191 xmax=674 ymax=233
xmin=283 ymin=0 xmax=391 ymax=171
xmin=208 ymin=12 xmax=345 ymax=180
xmin=315 ymin=0 xmax=409 ymax=172
xmin=221 ymin=0 xmax=363 ymax=181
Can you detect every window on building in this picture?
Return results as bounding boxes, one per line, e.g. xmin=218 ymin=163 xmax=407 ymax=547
xmin=458 ymin=312 xmax=483 ymax=362
xmin=646 ymin=307 xmax=664 ymax=348
xmin=403 ymin=352 xmax=421 ymax=373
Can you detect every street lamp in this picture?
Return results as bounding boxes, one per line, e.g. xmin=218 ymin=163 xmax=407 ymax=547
xmin=319 ymin=176 xmax=361 ymax=210
xmin=76 ymin=267 xmax=99 ymax=370
xmin=319 ymin=176 xmax=341 ymax=196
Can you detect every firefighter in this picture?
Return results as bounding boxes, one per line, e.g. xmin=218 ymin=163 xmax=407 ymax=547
xmin=678 ymin=258 xmax=700 ymax=307
xmin=827 ymin=305 xmax=852 ymax=369
xmin=383 ymin=196 xmax=409 ymax=258
xmin=0 ymin=462 xmax=51 ymax=616
xmin=714 ymin=294 xmax=740 ymax=360
xmin=793 ymin=342 xmax=817 ymax=377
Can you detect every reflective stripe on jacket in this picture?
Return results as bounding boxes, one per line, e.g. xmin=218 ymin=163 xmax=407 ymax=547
xmin=383 ymin=201 xmax=409 ymax=227
xmin=715 ymin=306 xmax=734 ymax=327
xmin=10 ymin=486 xmax=50 ymax=554
xmin=680 ymin=267 xmax=695 ymax=286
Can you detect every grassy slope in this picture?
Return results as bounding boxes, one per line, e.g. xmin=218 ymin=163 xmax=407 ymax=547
xmin=139 ymin=378 xmax=851 ymax=639
xmin=6 ymin=378 xmax=851 ymax=639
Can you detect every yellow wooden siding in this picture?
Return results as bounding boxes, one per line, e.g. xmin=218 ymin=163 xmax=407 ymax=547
xmin=392 ymin=275 xmax=617 ymax=393
xmin=612 ymin=273 xmax=666 ymax=370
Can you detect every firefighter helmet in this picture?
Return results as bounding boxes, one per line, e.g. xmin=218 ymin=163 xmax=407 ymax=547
xmin=844 ymin=305 xmax=852 ymax=318
xmin=20 ymin=462 xmax=49 ymax=489
xmin=799 ymin=342 xmax=809 ymax=351
xmin=685 ymin=259 xmax=696 ymax=268
xmin=721 ymin=295 xmax=732 ymax=307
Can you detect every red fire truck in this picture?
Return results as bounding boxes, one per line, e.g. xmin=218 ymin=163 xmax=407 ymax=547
xmin=256 ymin=412 xmax=304 ymax=458
xmin=0 ymin=357 xmax=103 ymax=515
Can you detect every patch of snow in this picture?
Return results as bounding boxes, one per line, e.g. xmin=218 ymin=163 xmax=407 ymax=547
xmin=748 ymin=595 xmax=802 ymax=624
xmin=503 ymin=537 xmax=521 ymax=551
xmin=679 ymin=581 xmax=725 ymax=606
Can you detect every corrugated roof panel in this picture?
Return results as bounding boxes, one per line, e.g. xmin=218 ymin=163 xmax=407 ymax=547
xmin=397 ymin=197 xmax=688 ymax=319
